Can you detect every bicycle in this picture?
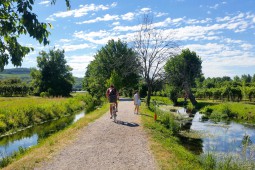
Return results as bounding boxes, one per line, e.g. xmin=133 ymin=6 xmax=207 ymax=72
xmin=111 ymin=103 xmax=117 ymax=123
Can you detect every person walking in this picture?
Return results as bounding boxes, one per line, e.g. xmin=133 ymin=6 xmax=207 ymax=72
xmin=133 ymin=91 xmax=141 ymax=114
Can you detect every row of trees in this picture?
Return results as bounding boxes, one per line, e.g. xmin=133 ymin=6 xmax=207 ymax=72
xmin=194 ymin=86 xmax=255 ymax=102
xmin=0 ymin=79 xmax=31 ymax=96
xmin=195 ymin=75 xmax=255 ymax=89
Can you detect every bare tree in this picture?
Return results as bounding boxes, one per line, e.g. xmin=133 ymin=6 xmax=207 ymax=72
xmin=133 ymin=14 xmax=179 ymax=106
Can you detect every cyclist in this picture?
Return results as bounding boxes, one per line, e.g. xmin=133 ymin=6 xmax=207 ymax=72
xmin=106 ymin=84 xmax=119 ymax=119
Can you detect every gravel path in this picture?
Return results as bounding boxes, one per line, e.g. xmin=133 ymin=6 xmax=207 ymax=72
xmin=35 ymin=99 xmax=158 ymax=170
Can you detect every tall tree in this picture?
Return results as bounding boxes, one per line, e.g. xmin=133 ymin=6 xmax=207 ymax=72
xmin=0 ymin=0 xmax=70 ymax=71
xmin=133 ymin=14 xmax=179 ymax=106
xmin=31 ymin=48 xmax=74 ymax=96
xmin=165 ymin=49 xmax=202 ymax=105
xmin=83 ymin=39 xmax=140 ymax=98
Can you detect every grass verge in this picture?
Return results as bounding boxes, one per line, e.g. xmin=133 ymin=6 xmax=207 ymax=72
xmin=3 ymin=104 xmax=108 ymax=170
xmin=140 ymin=104 xmax=202 ymax=170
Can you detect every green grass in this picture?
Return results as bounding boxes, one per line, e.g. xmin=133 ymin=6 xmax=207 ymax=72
xmin=140 ymin=104 xmax=202 ymax=170
xmin=199 ymin=101 xmax=255 ymax=123
xmin=151 ymin=96 xmax=173 ymax=105
xmin=0 ymin=93 xmax=96 ymax=135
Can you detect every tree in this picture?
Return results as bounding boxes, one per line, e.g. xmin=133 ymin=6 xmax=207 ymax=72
xmin=31 ymin=48 xmax=74 ymax=96
xmin=0 ymin=0 xmax=70 ymax=71
xmin=83 ymin=39 xmax=140 ymax=98
xmin=133 ymin=14 xmax=179 ymax=106
xmin=165 ymin=49 xmax=202 ymax=105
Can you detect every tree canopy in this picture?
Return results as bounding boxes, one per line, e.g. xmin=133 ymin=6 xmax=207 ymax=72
xmin=0 ymin=0 xmax=70 ymax=71
xmin=31 ymin=48 xmax=74 ymax=97
xmin=83 ymin=39 xmax=140 ymax=98
xmin=165 ymin=48 xmax=202 ymax=105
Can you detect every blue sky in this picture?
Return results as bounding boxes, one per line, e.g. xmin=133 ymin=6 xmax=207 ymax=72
xmin=9 ymin=0 xmax=255 ymax=78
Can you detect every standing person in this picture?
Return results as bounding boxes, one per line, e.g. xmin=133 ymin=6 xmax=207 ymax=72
xmin=134 ymin=91 xmax=141 ymax=114
xmin=106 ymin=84 xmax=119 ymax=119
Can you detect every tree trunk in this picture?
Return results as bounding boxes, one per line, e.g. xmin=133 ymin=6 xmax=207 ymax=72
xmin=183 ymin=82 xmax=197 ymax=106
xmin=146 ymin=85 xmax=152 ymax=107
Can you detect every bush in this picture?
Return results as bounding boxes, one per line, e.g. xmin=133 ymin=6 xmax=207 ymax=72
xmin=40 ymin=92 xmax=50 ymax=98
xmin=200 ymin=106 xmax=213 ymax=116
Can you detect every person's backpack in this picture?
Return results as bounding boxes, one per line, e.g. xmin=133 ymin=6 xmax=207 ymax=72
xmin=109 ymin=88 xmax=116 ymax=96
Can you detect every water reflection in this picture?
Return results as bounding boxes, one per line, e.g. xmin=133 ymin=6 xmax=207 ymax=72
xmin=185 ymin=111 xmax=255 ymax=160
xmin=0 ymin=111 xmax=85 ymax=159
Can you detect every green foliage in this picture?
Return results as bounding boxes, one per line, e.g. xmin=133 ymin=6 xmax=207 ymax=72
xmin=200 ymin=153 xmax=255 ymax=170
xmin=105 ymin=70 xmax=122 ymax=90
xmin=0 ymin=0 xmax=48 ymax=70
xmin=198 ymin=100 xmax=255 ymax=123
xmin=186 ymin=102 xmax=195 ymax=113
xmin=0 ymin=78 xmax=31 ymax=96
xmin=0 ymin=0 xmax=71 ymax=71
xmin=200 ymin=153 xmax=217 ymax=170
xmin=0 ymin=94 xmax=98 ymax=135
xmin=83 ymin=39 xmax=140 ymax=98
xmin=165 ymin=48 xmax=202 ymax=105
xmin=140 ymin=106 xmax=202 ymax=169
xmin=151 ymin=96 xmax=173 ymax=105
xmin=30 ymin=48 xmax=74 ymax=97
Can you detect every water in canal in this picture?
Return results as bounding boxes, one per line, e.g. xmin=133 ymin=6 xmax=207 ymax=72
xmin=179 ymin=110 xmax=255 ymax=160
xmin=0 ymin=111 xmax=85 ymax=159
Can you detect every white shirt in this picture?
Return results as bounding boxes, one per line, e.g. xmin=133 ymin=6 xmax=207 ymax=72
xmin=134 ymin=93 xmax=139 ymax=104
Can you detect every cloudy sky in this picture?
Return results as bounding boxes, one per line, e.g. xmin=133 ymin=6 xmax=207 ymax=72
xmin=10 ymin=0 xmax=255 ymax=78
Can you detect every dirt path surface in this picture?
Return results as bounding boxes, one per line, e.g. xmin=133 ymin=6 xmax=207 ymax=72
xmin=35 ymin=99 xmax=158 ymax=170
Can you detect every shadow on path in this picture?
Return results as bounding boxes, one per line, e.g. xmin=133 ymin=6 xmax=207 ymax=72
xmin=119 ymin=98 xmax=133 ymax=102
xmin=116 ymin=120 xmax=139 ymax=127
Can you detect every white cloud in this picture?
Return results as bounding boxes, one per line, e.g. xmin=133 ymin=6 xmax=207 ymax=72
xmin=113 ymin=24 xmax=142 ymax=32
xmin=240 ymin=43 xmax=253 ymax=50
xmin=46 ymin=3 xmax=117 ymax=21
xmin=121 ymin=12 xmax=135 ymax=21
xmin=74 ymin=30 xmax=110 ymax=39
xmin=67 ymin=54 xmax=95 ymax=77
xmin=112 ymin=22 xmax=120 ymax=26
xmin=57 ymin=43 xmax=93 ymax=52
xmin=77 ymin=14 xmax=119 ymax=24
xmin=140 ymin=8 xmax=151 ymax=14
xmin=209 ymin=4 xmax=219 ymax=10
xmin=155 ymin=12 xmax=168 ymax=17
xmin=38 ymin=0 xmax=50 ymax=6
xmin=73 ymin=30 xmax=118 ymax=45
xmin=59 ymin=39 xmax=72 ymax=43
xmin=182 ymin=43 xmax=255 ymax=78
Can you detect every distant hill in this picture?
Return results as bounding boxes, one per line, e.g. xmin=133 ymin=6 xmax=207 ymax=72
xmin=0 ymin=68 xmax=31 ymax=74
xmin=0 ymin=68 xmax=31 ymax=82
xmin=0 ymin=68 xmax=83 ymax=90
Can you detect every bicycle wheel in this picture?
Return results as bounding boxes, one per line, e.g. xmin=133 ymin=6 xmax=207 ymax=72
xmin=112 ymin=106 xmax=117 ymax=122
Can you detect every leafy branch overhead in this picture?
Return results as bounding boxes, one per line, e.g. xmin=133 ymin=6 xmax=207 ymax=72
xmin=0 ymin=0 xmax=70 ymax=71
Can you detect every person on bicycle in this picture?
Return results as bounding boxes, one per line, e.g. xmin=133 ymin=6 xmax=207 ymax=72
xmin=106 ymin=84 xmax=119 ymax=119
